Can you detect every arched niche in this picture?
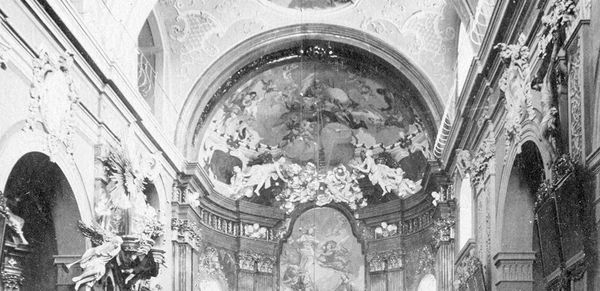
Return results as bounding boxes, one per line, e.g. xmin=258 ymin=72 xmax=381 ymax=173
xmin=176 ymin=24 xmax=443 ymax=160
xmin=496 ymin=141 xmax=545 ymax=290
xmin=279 ymin=206 xmax=365 ymax=290
xmin=3 ymin=152 xmax=86 ymax=290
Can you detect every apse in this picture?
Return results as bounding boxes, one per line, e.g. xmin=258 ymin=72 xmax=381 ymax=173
xmin=197 ymin=40 xmax=435 ymax=212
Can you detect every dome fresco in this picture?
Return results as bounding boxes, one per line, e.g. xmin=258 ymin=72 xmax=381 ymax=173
xmin=266 ymin=0 xmax=355 ymax=10
xmin=199 ymin=44 xmax=433 ymax=210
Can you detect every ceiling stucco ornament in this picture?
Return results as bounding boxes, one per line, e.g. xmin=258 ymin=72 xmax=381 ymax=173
xmin=25 ymin=50 xmax=79 ymax=161
xmin=165 ymin=7 xmax=223 ymax=57
xmin=495 ymin=35 xmax=535 ymax=154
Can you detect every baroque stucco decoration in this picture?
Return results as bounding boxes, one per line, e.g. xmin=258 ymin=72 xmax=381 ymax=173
xmin=455 ymin=136 xmax=495 ymax=193
xmin=367 ymin=249 xmax=403 ymax=272
xmin=25 ymin=50 xmax=80 ymax=161
xmin=495 ymin=36 xmax=535 ymax=152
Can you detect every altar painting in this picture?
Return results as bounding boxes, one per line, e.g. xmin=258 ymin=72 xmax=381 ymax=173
xmin=280 ymin=207 xmax=364 ymax=290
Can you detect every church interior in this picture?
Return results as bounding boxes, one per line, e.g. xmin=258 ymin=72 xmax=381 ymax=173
xmin=0 ymin=0 xmax=599 ymax=290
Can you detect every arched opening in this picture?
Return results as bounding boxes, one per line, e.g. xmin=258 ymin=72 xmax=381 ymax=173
xmin=497 ymin=141 xmax=544 ymax=290
xmin=137 ymin=11 xmax=164 ymax=115
xmin=3 ymin=152 xmax=85 ymax=290
xmin=279 ymin=207 xmax=365 ymax=290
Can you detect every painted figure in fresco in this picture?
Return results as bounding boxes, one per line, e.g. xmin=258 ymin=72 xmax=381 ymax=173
xmin=318 ymin=240 xmax=350 ymax=272
xmin=69 ymin=236 xmax=123 ymax=290
xmin=282 ymin=265 xmax=316 ymax=291
xmin=230 ymin=157 xmax=289 ymax=196
xmin=297 ymin=227 xmax=319 ymax=269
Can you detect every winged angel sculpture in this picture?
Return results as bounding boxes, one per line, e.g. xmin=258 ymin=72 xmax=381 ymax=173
xmin=67 ymin=221 xmax=123 ymax=290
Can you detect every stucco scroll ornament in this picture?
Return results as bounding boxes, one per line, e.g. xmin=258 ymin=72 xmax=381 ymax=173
xmin=495 ymin=35 xmax=535 ymax=148
xmin=468 ymin=137 xmax=495 ymax=191
xmin=26 ymin=50 xmax=79 ymax=161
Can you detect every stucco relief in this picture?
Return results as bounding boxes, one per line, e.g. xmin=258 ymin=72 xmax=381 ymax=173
xmin=496 ymin=36 xmax=535 ymax=152
xmin=25 ymin=50 xmax=79 ymax=161
xmin=154 ymin=0 xmax=458 ymax=108
xmin=567 ymin=38 xmax=583 ymax=162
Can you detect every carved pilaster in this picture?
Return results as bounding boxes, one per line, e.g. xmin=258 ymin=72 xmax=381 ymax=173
xmin=567 ymin=36 xmax=584 ymax=163
xmin=436 ymin=240 xmax=454 ymax=291
xmin=1 ymin=243 xmax=30 ymax=291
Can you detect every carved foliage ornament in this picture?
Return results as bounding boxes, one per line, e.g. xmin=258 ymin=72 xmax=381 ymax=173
xmin=568 ymin=39 xmax=583 ymax=162
xmin=454 ymin=249 xmax=483 ymax=288
xmin=237 ymin=250 xmax=275 ymax=274
xmin=432 ymin=216 xmax=455 ymax=246
xmin=1 ymin=271 xmax=24 ymax=290
xmin=26 ymin=50 xmax=79 ymax=160
xmin=542 ymin=0 xmax=576 ymax=35
xmin=171 ymin=218 xmax=203 ymax=248
xmin=367 ymin=249 xmax=403 ymax=272
xmin=467 ymin=137 xmax=495 ymax=190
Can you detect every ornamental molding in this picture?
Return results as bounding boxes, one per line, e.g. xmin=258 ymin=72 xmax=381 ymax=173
xmin=171 ymin=218 xmax=203 ymax=248
xmin=567 ymin=37 xmax=583 ymax=162
xmin=237 ymin=250 xmax=275 ymax=274
xmin=454 ymin=249 xmax=483 ymax=288
xmin=25 ymin=50 xmax=79 ymax=161
xmin=433 ymin=216 xmax=455 ymax=247
xmin=467 ymin=136 xmax=495 ymax=191
xmin=0 ymin=271 xmax=24 ymax=290
xmin=367 ymin=249 xmax=403 ymax=272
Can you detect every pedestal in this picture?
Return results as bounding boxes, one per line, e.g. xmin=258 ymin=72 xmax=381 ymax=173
xmin=493 ymin=252 xmax=535 ymax=291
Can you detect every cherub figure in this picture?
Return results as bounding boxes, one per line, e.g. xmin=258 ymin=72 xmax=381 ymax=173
xmin=234 ymin=157 xmax=289 ymax=196
xmin=68 ymin=221 xmax=123 ymax=290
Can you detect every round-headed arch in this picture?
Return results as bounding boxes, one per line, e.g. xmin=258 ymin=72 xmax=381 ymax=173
xmin=176 ymin=24 xmax=444 ymax=161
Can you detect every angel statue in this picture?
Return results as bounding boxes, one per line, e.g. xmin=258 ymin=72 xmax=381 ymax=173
xmin=67 ymin=221 xmax=123 ymax=290
xmin=0 ymin=192 xmax=28 ymax=245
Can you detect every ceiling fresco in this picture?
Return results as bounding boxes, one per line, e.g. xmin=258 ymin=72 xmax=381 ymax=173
xmin=199 ymin=44 xmax=432 ymax=211
xmin=265 ymin=0 xmax=355 ymax=10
